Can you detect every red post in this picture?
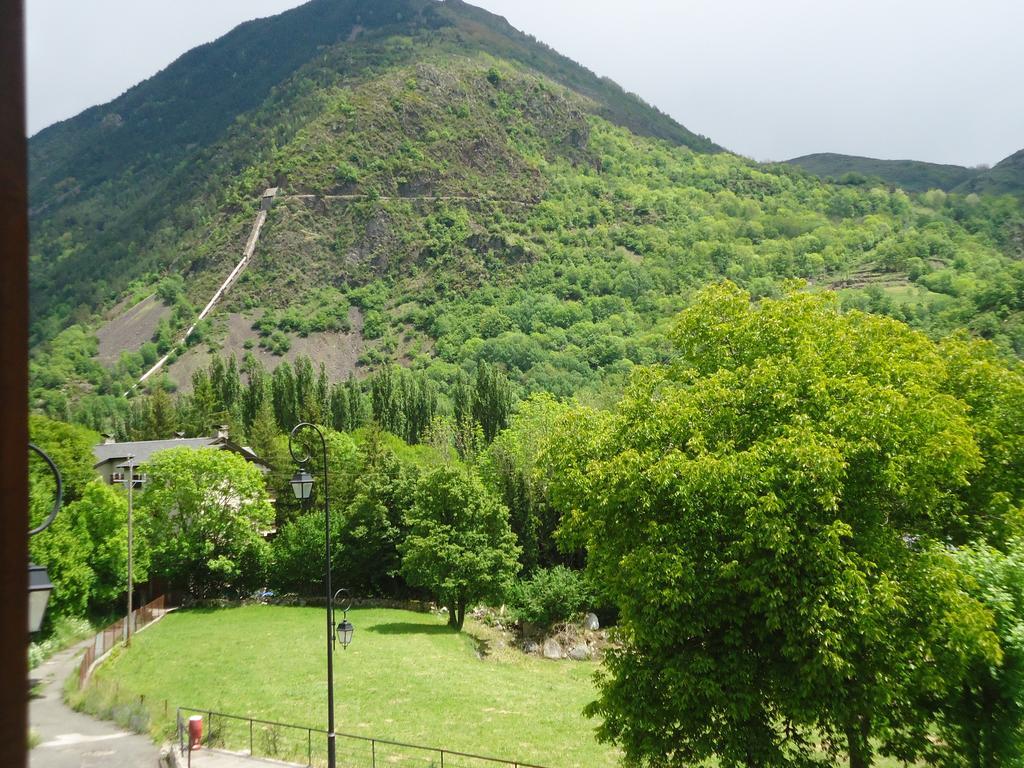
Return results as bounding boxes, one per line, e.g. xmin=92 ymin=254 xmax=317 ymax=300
xmin=188 ymin=716 xmax=203 ymax=750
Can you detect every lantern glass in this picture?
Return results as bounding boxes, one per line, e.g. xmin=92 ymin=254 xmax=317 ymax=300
xmin=290 ymin=469 xmax=314 ymax=500
xmin=28 ymin=562 xmax=54 ymax=634
xmin=336 ymin=619 xmax=354 ymax=648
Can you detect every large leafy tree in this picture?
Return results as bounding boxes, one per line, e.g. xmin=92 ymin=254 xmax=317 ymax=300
xmin=28 ymin=415 xmax=101 ymax=620
xmin=141 ymin=448 xmax=273 ymax=598
xmin=552 ymin=283 xmax=1004 ymax=767
xmin=401 ymin=464 xmax=520 ymax=630
xmin=939 ymin=335 xmax=1024 ymax=545
xmin=28 ymin=413 xmax=98 ymax=506
xmin=340 ymin=430 xmax=418 ymax=596
xmin=939 ymin=541 xmax=1024 ymax=767
xmin=72 ymin=479 xmax=150 ymax=606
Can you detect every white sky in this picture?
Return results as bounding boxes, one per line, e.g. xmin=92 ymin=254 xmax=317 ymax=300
xmin=26 ymin=0 xmax=1024 ymax=166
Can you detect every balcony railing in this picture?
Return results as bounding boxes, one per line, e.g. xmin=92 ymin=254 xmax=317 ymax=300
xmin=110 ymin=472 xmax=147 ymax=485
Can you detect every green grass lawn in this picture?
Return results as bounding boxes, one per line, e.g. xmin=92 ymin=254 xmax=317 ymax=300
xmin=88 ymin=605 xmax=618 ymax=768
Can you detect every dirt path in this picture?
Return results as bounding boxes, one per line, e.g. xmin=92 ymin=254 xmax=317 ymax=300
xmin=127 ymin=208 xmax=268 ymax=395
xmin=288 ymin=193 xmax=533 ymax=204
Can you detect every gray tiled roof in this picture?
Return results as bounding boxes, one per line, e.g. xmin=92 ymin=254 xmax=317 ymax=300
xmin=92 ymin=437 xmax=219 ymax=467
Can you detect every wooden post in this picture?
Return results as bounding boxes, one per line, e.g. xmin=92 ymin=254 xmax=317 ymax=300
xmin=0 ymin=2 xmax=29 ymax=765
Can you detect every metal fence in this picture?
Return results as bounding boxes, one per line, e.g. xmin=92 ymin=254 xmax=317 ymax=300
xmin=177 ymin=707 xmax=551 ymax=768
xmin=77 ymin=595 xmax=166 ymax=688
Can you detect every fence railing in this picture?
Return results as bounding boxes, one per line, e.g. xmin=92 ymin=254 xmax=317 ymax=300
xmin=77 ymin=595 xmax=166 ymax=688
xmin=177 ymin=707 xmax=551 ymax=768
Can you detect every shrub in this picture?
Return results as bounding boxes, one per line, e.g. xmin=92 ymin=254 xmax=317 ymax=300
xmin=508 ymin=566 xmax=594 ymax=631
xmin=261 ymin=330 xmax=291 ymax=356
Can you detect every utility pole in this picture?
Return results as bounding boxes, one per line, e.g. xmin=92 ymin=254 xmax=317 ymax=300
xmin=125 ymin=454 xmax=134 ymax=646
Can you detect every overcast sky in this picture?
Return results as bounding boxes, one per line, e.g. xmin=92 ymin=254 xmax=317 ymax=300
xmin=26 ymin=0 xmax=1023 ymax=166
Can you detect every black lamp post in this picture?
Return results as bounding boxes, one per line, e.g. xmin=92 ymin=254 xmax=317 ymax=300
xmin=28 ymin=443 xmax=62 ymax=635
xmin=288 ymin=422 xmax=340 ymax=768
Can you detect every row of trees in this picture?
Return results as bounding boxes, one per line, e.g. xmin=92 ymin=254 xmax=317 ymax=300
xmin=69 ymin=356 xmax=516 ymax=453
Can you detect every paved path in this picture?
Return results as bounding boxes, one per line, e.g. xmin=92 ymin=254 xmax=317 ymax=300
xmin=181 ymin=749 xmax=303 ymax=767
xmin=29 ymin=639 xmax=161 ymax=768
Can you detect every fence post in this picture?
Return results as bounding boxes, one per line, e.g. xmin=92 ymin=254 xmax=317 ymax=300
xmin=440 ymin=748 xmax=444 ymax=768
xmin=250 ymin=718 xmax=254 ymax=756
xmin=307 ymin=729 xmax=311 ymax=767
xmin=371 ymin=738 xmax=376 ymax=768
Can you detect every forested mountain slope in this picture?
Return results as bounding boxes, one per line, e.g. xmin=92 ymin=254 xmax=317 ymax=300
xmin=28 ymin=0 xmax=716 ymax=341
xmin=28 ymin=0 xmax=1024 ymax=420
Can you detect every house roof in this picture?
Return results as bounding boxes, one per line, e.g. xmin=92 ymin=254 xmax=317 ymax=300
xmin=92 ymin=436 xmax=271 ymax=470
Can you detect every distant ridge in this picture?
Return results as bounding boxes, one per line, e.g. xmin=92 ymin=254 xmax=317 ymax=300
xmin=786 ymin=149 xmax=1024 ymax=196
xmin=784 ymin=152 xmax=983 ymax=193
xmin=960 ymin=149 xmax=1024 ymax=197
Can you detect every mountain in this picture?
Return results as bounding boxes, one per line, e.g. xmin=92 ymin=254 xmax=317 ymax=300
xmin=28 ymin=0 xmax=717 ymax=338
xmin=27 ymin=0 xmax=1024 ymax=418
xmin=785 ymin=150 xmax=1024 ymax=196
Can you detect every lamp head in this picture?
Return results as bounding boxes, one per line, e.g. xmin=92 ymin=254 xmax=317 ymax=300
xmin=336 ymin=618 xmax=354 ymax=649
xmin=290 ymin=468 xmax=314 ymax=500
xmin=28 ymin=562 xmax=54 ymax=634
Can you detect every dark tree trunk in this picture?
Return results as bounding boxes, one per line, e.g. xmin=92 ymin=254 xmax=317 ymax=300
xmin=455 ymin=599 xmax=466 ymax=631
xmin=446 ymin=601 xmax=458 ymax=628
xmin=846 ymin=716 xmax=871 ymax=768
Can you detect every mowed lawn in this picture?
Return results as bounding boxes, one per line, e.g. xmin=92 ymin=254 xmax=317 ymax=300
xmin=94 ymin=606 xmax=619 ymax=768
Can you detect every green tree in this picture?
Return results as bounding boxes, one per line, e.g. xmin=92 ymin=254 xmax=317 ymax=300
xmin=78 ymin=482 xmax=129 ymax=607
xmin=483 ymin=394 xmax=570 ymax=572
xmin=147 ymin=386 xmax=176 ymax=439
xmin=340 ymin=432 xmax=418 ymax=596
xmin=508 ymin=565 xmax=594 ymax=631
xmin=29 ymin=493 xmax=94 ymax=620
xmin=472 ymin=360 xmax=514 ymax=442
xmin=188 ymin=368 xmax=218 ymax=436
xmin=271 ymin=511 xmax=335 ymax=595
xmin=72 ymin=479 xmax=150 ymax=606
xmin=551 ymin=283 xmax=1001 ymax=768
xmin=271 ymin=362 xmax=298 ymax=431
xmin=939 ymin=541 xmax=1024 ymax=767
xmin=29 ymin=413 xmax=98 ymax=505
xmin=939 ymin=335 xmax=1024 ymax=544
xmin=141 ymin=448 xmax=273 ymax=598
xmin=27 ymin=415 xmax=102 ymax=621
xmin=401 ymin=464 xmax=520 ymax=630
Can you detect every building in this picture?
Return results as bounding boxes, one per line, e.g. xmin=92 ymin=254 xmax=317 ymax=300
xmin=92 ymin=427 xmax=271 ymax=485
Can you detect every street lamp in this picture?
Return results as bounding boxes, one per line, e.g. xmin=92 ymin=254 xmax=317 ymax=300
xmin=332 ymin=588 xmax=355 ymax=650
xmin=288 ymin=423 xmax=339 ymax=768
xmin=28 ymin=443 xmax=62 ymax=635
